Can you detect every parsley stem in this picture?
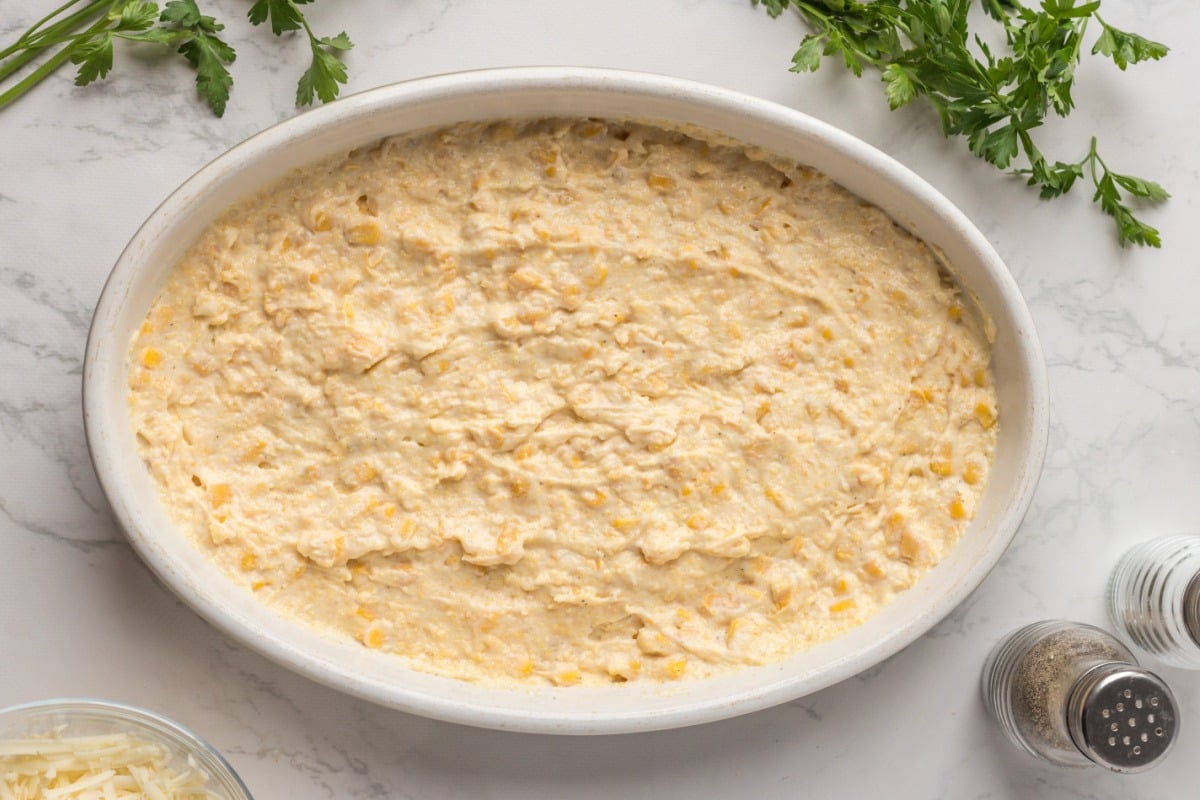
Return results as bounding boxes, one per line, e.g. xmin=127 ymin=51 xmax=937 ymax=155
xmin=10 ymin=0 xmax=91 ymax=47
xmin=0 ymin=1 xmax=109 ymax=82
xmin=1084 ymin=136 xmax=1102 ymax=186
xmin=0 ymin=11 xmax=111 ymax=112
xmin=0 ymin=1 xmax=108 ymax=61
xmin=0 ymin=44 xmax=77 ymax=111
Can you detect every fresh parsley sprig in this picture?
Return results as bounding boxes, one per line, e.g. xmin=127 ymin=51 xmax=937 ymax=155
xmin=247 ymin=0 xmax=353 ymax=106
xmin=759 ymin=0 xmax=1170 ymax=247
xmin=0 ymin=0 xmax=353 ymax=117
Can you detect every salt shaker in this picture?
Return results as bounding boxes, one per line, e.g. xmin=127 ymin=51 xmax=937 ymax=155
xmin=982 ymin=620 xmax=1178 ymax=772
xmin=1108 ymin=535 xmax=1200 ymax=668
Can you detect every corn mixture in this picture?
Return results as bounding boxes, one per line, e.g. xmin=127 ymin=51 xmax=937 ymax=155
xmin=128 ymin=119 xmax=997 ymax=685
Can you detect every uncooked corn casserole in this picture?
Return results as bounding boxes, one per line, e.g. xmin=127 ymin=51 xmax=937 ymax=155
xmin=128 ymin=118 xmax=998 ymax=686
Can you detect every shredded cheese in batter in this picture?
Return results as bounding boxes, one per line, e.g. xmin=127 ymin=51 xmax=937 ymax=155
xmin=128 ymin=119 xmax=997 ymax=685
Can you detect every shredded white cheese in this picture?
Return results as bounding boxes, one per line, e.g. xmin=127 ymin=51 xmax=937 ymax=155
xmin=0 ymin=731 xmax=221 ymax=800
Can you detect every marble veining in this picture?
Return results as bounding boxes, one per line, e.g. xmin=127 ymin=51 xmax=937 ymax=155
xmin=2 ymin=0 xmax=1198 ymax=797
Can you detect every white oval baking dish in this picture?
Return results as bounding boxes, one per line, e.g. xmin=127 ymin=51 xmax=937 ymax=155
xmin=83 ymin=67 xmax=1048 ymax=735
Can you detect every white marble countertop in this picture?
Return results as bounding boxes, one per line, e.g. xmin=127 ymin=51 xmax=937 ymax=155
xmin=2 ymin=0 xmax=1197 ymax=796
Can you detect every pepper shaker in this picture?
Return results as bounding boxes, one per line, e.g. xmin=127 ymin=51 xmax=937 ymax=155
xmin=982 ymin=620 xmax=1178 ymax=771
xmin=1108 ymin=535 xmax=1200 ymax=668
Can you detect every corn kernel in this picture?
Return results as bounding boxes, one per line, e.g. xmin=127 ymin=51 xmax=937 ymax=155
xmin=356 ymin=606 xmax=375 ymax=621
xmin=519 ymin=660 xmax=535 ymax=677
xmin=399 ymin=518 xmax=416 ymax=537
xmin=726 ymin=618 xmax=744 ymax=645
xmin=820 ymin=326 xmax=834 ymax=341
xmin=384 ymin=504 xmax=397 ymax=518
xmin=308 ymin=272 xmax=319 ymax=284
xmin=843 ymin=356 xmax=855 ymax=368
xmin=949 ymin=497 xmax=968 ymax=520
xmin=210 ymin=483 xmax=232 ymax=508
xmin=140 ymin=348 xmax=163 ymax=368
xmin=583 ymin=489 xmax=607 ymax=508
xmin=963 ymin=462 xmax=982 ymax=485
xmin=555 ymin=669 xmax=582 ymax=686
xmin=251 ymin=581 xmax=267 ymax=591
xmin=686 ymin=514 xmax=708 ymax=530
xmin=579 ymin=121 xmax=606 ymax=138
xmin=680 ymin=485 xmax=692 ymax=497
xmin=311 ymin=211 xmax=332 ymax=231
xmin=929 ymin=459 xmax=953 ymax=477
xmin=665 ymin=658 xmax=687 ymax=679
xmin=974 ymin=402 xmax=996 ymax=428
xmin=834 ymin=577 xmax=850 ymax=594
xmin=240 ymin=552 xmax=256 ymax=571
xmin=610 ymin=517 xmax=637 ymax=530
xmin=712 ymin=482 xmax=726 ymax=497
xmin=511 ymin=477 xmax=529 ymax=497
xmin=363 ymin=627 xmax=385 ymax=649
xmin=544 ymin=165 xmax=558 ymax=178
xmin=647 ymin=173 xmax=676 ymax=191
xmin=948 ymin=304 xmax=963 ymax=320
xmin=863 ymin=560 xmax=886 ymax=579
xmin=834 ymin=548 xmax=854 ymax=563
xmin=346 ymin=223 xmax=381 ymax=246
xmin=829 ymin=599 xmax=856 ymax=613
xmin=974 ymin=368 xmax=987 ymax=387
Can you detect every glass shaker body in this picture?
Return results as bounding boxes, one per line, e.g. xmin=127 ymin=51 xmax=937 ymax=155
xmin=1108 ymin=535 xmax=1200 ymax=668
xmin=982 ymin=620 xmax=1177 ymax=771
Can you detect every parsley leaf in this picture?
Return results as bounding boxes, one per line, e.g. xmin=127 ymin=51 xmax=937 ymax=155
xmin=159 ymin=0 xmax=235 ymax=116
xmin=881 ymin=63 xmax=915 ymax=108
xmin=296 ymin=38 xmax=348 ymax=105
xmin=758 ymin=0 xmax=1171 ymax=247
xmin=247 ymin=0 xmax=352 ymax=107
xmin=1093 ymin=15 xmax=1169 ymax=70
xmin=71 ymin=33 xmax=114 ymax=85
xmin=2 ymin=0 xmax=352 ymax=116
xmin=247 ymin=0 xmax=306 ymax=35
xmin=790 ymin=35 xmax=826 ymax=73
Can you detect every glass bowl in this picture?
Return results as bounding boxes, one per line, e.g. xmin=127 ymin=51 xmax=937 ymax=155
xmin=0 ymin=698 xmax=252 ymax=798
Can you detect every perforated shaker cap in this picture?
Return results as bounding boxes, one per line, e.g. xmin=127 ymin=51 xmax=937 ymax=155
xmin=1184 ymin=569 xmax=1200 ymax=647
xmin=1067 ymin=663 xmax=1179 ymax=773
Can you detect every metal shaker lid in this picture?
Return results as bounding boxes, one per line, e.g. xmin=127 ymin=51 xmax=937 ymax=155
xmin=1067 ymin=663 xmax=1178 ymax=773
xmin=1184 ymin=569 xmax=1200 ymax=647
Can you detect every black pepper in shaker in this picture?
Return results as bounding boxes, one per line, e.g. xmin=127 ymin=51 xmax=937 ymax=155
xmin=981 ymin=620 xmax=1179 ymax=772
